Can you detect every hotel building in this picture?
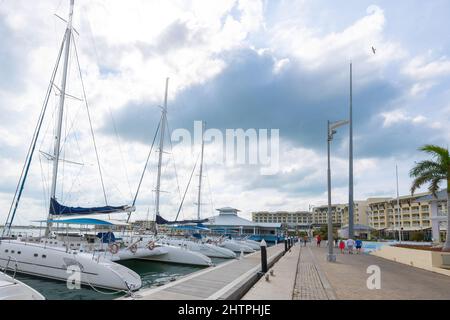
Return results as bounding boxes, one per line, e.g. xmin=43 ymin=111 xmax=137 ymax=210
xmin=252 ymin=211 xmax=312 ymax=231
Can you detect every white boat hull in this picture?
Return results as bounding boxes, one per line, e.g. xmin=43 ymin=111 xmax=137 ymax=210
xmin=219 ymin=240 xmax=255 ymax=253
xmin=159 ymin=239 xmax=236 ymax=259
xmin=0 ymin=240 xmax=142 ymax=291
xmin=0 ymin=272 xmax=45 ymax=300
xmin=138 ymin=245 xmax=213 ymax=266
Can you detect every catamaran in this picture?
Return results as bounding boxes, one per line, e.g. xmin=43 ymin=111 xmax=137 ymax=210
xmin=0 ymin=0 xmax=142 ymax=292
xmin=137 ymin=121 xmax=236 ymax=259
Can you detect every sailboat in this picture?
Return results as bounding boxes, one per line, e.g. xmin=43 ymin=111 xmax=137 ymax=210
xmin=0 ymin=0 xmax=141 ymax=292
xmin=0 ymin=271 xmax=45 ymax=300
xmin=122 ymin=79 xmax=213 ymax=266
xmin=151 ymin=121 xmax=236 ymax=259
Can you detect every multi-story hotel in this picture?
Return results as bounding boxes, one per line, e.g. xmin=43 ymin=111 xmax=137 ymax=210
xmin=312 ymin=204 xmax=345 ymax=226
xmin=312 ymin=201 xmax=372 ymax=227
xmin=252 ymin=211 xmax=312 ymax=230
xmin=368 ymin=190 xmax=448 ymax=241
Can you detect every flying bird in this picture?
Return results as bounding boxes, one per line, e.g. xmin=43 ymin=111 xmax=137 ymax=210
xmin=372 ymin=46 xmax=377 ymax=55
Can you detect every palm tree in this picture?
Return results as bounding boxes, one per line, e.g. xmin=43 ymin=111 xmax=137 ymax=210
xmin=410 ymin=145 xmax=450 ymax=251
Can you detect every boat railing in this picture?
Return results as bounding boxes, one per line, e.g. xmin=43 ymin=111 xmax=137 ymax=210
xmin=4 ymin=256 xmax=19 ymax=279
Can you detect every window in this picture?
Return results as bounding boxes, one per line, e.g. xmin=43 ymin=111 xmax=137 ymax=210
xmin=42 ymin=255 xmax=47 ymax=259
xmin=17 ymin=251 xmax=21 ymax=255
xmin=4 ymin=250 xmax=8 ymax=253
xmin=34 ymin=253 xmax=38 ymax=257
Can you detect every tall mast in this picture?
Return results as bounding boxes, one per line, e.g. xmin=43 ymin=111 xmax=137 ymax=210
xmin=196 ymin=121 xmax=206 ymax=220
xmin=155 ymin=78 xmax=169 ymax=217
xmin=348 ymin=63 xmax=354 ymax=238
xmin=47 ymin=0 xmax=75 ymax=235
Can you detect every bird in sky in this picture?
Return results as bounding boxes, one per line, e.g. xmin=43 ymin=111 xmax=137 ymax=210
xmin=372 ymin=46 xmax=377 ymax=55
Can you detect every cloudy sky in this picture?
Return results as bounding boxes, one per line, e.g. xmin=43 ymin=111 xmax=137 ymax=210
xmin=1 ymin=0 xmax=449 ymax=225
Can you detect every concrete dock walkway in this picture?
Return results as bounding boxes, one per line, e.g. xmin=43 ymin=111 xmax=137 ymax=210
xmin=243 ymin=244 xmax=335 ymax=300
xmin=122 ymin=244 xmax=285 ymax=300
xmin=242 ymin=245 xmax=300 ymax=300
xmin=244 ymin=244 xmax=450 ymax=300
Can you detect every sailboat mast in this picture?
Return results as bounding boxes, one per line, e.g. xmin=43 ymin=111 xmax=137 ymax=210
xmin=197 ymin=121 xmax=205 ymax=220
xmin=155 ymin=78 xmax=170 ymax=217
xmin=47 ymin=0 xmax=75 ymax=234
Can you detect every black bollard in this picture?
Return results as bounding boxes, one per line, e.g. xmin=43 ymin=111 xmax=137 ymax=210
xmin=260 ymin=240 xmax=268 ymax=273
xmin=284 ymin=238 xmax=288 ymax=252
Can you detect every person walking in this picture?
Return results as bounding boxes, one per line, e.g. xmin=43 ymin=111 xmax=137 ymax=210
xmin=316 ymin=234 xmax=322 ymax=247
xmin=355 ymin=238 xmax=363 ymax=254
xmin=346 ymin=238 xmax=355 ymax=254
xmin=303 ymin=235 xmax=308 ymax=247
xmin=339 ymin=239 xmax=345 ymax=253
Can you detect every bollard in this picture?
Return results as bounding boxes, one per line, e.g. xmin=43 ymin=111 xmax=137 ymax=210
xmin=260 ymin=240 xmax=268 ymax=273
xmin=284 ymin=238 xmax=288 ymax=252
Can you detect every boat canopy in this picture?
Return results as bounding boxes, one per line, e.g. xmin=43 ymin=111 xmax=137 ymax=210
xmin=156 ymin=215 xmax=209 ymax=226
xmin=167 ymin=225 xmax=210 ymax=231
xmin=50 ymin=198 xmax=135 ymax=216
xmin=43 ymin=218 xmax=130 ymax=226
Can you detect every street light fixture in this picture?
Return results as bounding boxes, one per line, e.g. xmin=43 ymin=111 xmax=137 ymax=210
xmin=327 ymin=120 xmax=349 ymax=263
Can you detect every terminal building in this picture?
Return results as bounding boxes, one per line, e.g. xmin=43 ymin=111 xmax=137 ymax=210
xmin=205 ymin=207 xmax=283 ymax=242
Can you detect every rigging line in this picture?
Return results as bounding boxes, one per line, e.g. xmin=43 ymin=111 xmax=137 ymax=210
xmin=175 ymin=153 xmax=201 ymax=222
xmin=205 ymin=162 xmax=216 ymax=216
xmin=39 ymin=155 xmax=49 ymax=213
xmin=127 ymin=116 xmax=162 ymax=223
xmin=165 ymin=118 xmax=184 ymax=217
xmin=2 ymin=32 xmax=67 ymax=236
xmin=72 ymin=38 xmax=109 ymax=206
xmin=109 ymin=108 xmax=133 ymax=201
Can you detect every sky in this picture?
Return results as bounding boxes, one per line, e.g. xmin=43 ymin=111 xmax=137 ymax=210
xmin=0 ymin=0 xmax=449 ymax=225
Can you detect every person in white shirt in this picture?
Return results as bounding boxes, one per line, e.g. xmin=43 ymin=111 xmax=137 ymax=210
xmin=346 ymin=238 xmax=355 ymax=254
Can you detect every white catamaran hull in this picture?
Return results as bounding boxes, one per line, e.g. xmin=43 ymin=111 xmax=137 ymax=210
xmin=0 ymin=272 xmax=45 ymax=300
xmin=138 ymin=244 xmax=213 ymax=266
xmin=122 ymin=236 xmax=213 ymax=266
xmin=0 ymin=240 xmax=142 ymax=291
xmin=158 ymin=239 xmax=236 ymax=259
xmin=239 ymin=240 xmax=261 ymax=251
xmin=219 ymin=240 xmax=255 ymax=253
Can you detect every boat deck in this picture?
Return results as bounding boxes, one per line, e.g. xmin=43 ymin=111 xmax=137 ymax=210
xmin=122 ymin=244 xmax=285 ymax=300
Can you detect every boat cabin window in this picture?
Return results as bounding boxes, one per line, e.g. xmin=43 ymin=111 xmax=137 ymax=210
xmin=4 ymin=250 xmax=8 ymax=253
xmin=34 ymin=254 xmax=38 ymax=257
xmin=42 ymin=255 xmax=47 ymax=259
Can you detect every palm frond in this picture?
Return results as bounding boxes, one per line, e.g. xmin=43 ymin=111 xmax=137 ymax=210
xmin=409 ymin=160 xmax=445 ymax=178
xmin=419 ymin=145 xmax=450 ymax=163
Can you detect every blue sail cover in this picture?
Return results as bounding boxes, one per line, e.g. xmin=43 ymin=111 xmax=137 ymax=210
xmin=50 ymin=198 xmax=131 ymax=216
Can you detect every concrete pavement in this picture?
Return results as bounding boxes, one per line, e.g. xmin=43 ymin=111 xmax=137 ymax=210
xmin=310 ymin=246 xmax=450 ymax=300
xmin=242 ymin=243 xmax=450 ymax=300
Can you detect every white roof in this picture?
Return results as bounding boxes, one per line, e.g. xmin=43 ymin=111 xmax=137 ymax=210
xmin=205 ymin=212 xmax=281 ymax=228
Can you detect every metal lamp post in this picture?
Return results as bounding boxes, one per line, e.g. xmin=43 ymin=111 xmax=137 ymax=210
xmin=327 ymin=120 xmax=349 ymax=262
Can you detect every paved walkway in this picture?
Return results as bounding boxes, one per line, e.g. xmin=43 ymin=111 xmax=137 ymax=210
xmin=293 ymin=246 xmax=335 ymax=300
xmin=310 ymin=246 xmax=450 ymax=300
xmin=242 ymin=245 xmax=300 ymax=300
xmin=243 ymin=244 xmax=450 ymax=300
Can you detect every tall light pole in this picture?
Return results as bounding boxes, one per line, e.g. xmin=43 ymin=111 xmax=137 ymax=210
xmin=396 ymin=164 xmax=403 ymax=243
xmin=348 ymin=63 xmax=355 ymax=239
xmin=327 ymin=120 xmax=349 ymax=262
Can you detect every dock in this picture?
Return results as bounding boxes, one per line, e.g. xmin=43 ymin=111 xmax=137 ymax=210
xmin=122 ymin=244 xmax=285 ymax=300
